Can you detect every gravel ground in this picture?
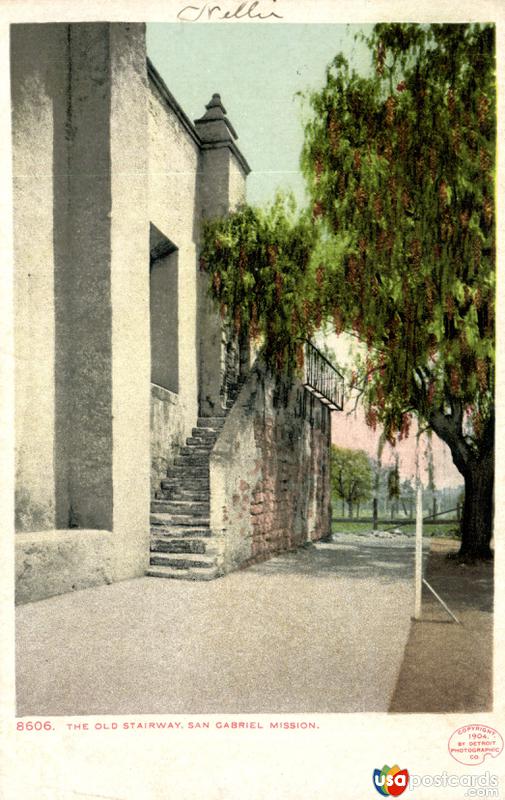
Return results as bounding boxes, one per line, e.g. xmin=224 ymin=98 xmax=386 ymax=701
xmin=16 ymin=534 xmax=424 ymax=716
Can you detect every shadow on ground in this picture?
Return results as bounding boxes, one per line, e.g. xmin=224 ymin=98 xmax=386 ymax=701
xmin=246 ymin=539 xmax=420 ymax=583
xmin=389 ymin=538 xmax=493 ymax=713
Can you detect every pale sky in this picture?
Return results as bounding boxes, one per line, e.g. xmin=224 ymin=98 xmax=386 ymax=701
xmin=324 ymin=333 xmax=463 ymax=489
xmin=147 ymin=23 xmax=372 ymax=205
xmin=147 ymin=23 xmax=464 ymax=489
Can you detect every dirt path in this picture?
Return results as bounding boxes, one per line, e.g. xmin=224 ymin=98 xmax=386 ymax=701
xmin=389 ymin=537 xmax=493 ymax=712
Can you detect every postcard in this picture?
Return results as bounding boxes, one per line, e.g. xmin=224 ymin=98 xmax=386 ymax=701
xmin=1 ymin=1 xmax=504 ymax=798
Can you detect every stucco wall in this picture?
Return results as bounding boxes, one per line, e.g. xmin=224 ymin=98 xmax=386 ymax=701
xmin=15 ymin=530 xmax=115 ymax=605
xmin=108 ymin=23 xmax=151 ymax=581
xmin=12 ymin=23 xmax=151 ymax=600
xmin=210 ymin=361 xmax=332 ymax=573
xmin=228 ymin=154 xmax=247 ymax=209
xmin=197 ymin=147 xmax=248 ymax=417
xmin=11 ymin=24 xmax=68 ymax=531
xmin=147 ymin=77 xmax=199 ymax=459
xmin=52 ymin=24 xmax=116 ymax=531
xmin=150 ymin=384 xmax=187 ymax=492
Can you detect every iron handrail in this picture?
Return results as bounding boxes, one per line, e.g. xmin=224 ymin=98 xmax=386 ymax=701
xmin=303 ymin=340 xmax=344 ymax=411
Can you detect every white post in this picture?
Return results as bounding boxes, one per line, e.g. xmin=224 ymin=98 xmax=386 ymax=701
xmin=414 ymin=436 xmax=423 ymax=620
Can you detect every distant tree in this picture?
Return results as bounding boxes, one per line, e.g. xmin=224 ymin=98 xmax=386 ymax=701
xmin=331 ymin=446 xmax=373 ymax=517
xmin=387 ymin=458 xmax=401 ymax=520
xmin=400 ymin=478 xmax=415 ymax=519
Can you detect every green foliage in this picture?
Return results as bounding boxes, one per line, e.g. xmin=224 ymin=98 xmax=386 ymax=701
xmin=200 ymin=194 xmax=321 ymax=371
xmin=331 ymin=445 xmax=373 ymax=511
xmin=301 ymin=23 xmax=495 ymax=453
xmin=199 ymin=23 xmax=495 ymax=551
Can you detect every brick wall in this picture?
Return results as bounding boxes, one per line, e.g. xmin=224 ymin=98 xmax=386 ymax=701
xmin=210 ymin=360 xmax=331 ymax=573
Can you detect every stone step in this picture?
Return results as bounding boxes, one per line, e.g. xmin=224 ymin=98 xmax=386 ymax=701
xmin=150 ymin=525 xmax=212 ymax=537
xmin=164 ymin=480 xmax=209 ymax=490
xmin=186 ymin=436 xmax=217 ymax=447
xmin=149 ymin=552 xmax=218 ymax=570
xmin=161 ymin=484 xmax=210 ymax=496
xmin=146 ymin=565 xmax=220 ymax=581
xmin=155 ymin=490 xmax=210 ymax=503
xmin=150 ymin=500 xmax=209 ymax=515
xmin=149 ymin=409 xmax=230 ymax=584
xmin=163 ymin=475 xmax=209 ymax=486
xmin=151 ymin=537 xmax=219 ymax=555
xmin=160 ymin=472 xmax=209 ymax=478
xmin=160 ymin=482 xmax=210 ymax=494
xmin=167 ymin=463 xmax=209 ymax=474
xmin=150 ymin=512 xmax=210 ymax=527
xmin=174 ymin=456 xmax=209 ymax=467
xmin=190 ymin=429 xmax=218 ymax=437
xmin=197 ymin=417 xmax=225 ymax=429
xmin=179 ymin=446 xmax=212 ymax=457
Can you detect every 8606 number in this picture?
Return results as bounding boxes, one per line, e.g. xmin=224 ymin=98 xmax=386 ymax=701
xmin=17 ymin=721 xmax=53 ymax=731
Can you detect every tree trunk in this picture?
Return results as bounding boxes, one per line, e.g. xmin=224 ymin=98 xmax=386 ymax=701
xmin=459 ymin=454 xmax=494 ymax=559
xmin=429 ymin=406 xmax=494 ymax=560
xmin=372 ymin=498 xmax=378 ymax=530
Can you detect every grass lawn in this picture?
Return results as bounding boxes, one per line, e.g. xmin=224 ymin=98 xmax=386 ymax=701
xmin=331 ymin=519 xmax=460 ymax=539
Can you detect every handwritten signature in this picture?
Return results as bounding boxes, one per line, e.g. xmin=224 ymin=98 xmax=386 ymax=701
xmin=177 ymin=0 xmax=283 ymax=22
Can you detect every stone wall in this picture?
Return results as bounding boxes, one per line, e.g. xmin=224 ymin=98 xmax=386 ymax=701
xmin=210 ymin=360 xmax=331 ymax=573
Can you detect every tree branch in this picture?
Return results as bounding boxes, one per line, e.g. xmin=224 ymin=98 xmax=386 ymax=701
xmin=428 ymin=408 xmax=471 ymax=476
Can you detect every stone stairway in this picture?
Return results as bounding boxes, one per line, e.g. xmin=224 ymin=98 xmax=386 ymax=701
xmin=147 ymin=417 xmax=226 ymax=580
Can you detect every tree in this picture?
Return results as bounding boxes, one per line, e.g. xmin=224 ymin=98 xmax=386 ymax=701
xmin=330 ymin=446 xmax=373 ymax=518
xmin=200 ymin=24 xmax=495 ymax=560
xmin=400 ymin=479 xmax=415 ymax=519
xmin=199 ymin=195 xmax=321 ymax=372
xmin=301 ymin=24 xmax=495 ymax=559
xmin=387 ymin=457 xmax=401 ymax=521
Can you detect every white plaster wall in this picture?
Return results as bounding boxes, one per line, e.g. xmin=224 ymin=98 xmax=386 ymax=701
xmin=12 ymin=23 xmax=152 ymax=600
xmin=197 ymin=147 xmax=247 ymax=417
xmin=15 ymin=530 xmax=115 ymax=604
xmin=109 ymin=24 xmax=151 ymax=580
xmin=228 ymin=154 xmax=247 ymax=210
xmin=147 ymin=82 xmax=199 ymax=449
xmin=150 ymin=384 xmax=186 ymax=490
xmin=11 ymin=25 xmax=68 ymax=530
